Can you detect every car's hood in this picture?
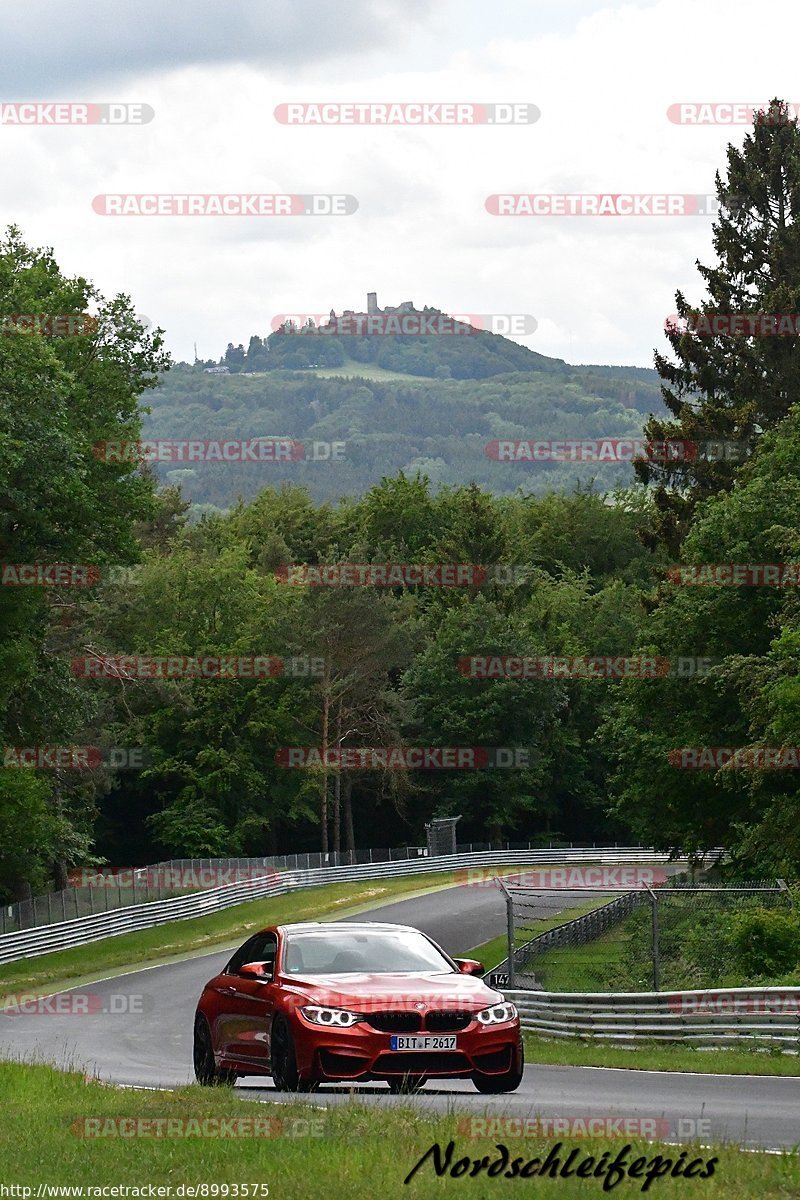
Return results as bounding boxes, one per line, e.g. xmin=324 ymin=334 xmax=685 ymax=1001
xmin=278 ymin=971 xmax=501 ymax=1010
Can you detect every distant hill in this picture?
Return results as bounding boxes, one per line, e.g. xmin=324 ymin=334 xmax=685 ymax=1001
xmin=218 ymin=298 xmax=569 ymax=381
xmin=145 ymin=302 xmax=666 ymax=512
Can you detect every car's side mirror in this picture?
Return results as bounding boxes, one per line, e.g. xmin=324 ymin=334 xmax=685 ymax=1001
xmin=240 ymin=961 xmax=274 ymax=981
xmin=454 ymin=958 xmax=485 ymax=976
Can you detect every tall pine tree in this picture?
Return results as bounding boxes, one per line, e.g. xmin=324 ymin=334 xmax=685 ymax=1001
xmin=637 ymin=99 xmax=800 ymax=550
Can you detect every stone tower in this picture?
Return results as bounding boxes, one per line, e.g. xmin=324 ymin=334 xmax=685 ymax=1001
xmin=367 ymin=292 xmax=378 ymax=314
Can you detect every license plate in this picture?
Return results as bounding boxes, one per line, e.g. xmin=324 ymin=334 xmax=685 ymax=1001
xmin=389 ymin=1035 xmax=457 ymax=1051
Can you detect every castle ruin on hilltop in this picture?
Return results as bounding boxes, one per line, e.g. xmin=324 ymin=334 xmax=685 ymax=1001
xmin=336 ymin=293 xmax=416 ymax=320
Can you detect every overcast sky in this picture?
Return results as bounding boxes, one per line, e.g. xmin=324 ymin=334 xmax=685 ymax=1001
xmin=1 ymin=0 xmax=797 ymax=366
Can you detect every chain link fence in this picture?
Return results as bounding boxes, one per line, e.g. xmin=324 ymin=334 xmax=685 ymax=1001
xmin=0 ymin=840 xmax=638 ymax=934
xmin=493 ymin=880 xmax=793 ymax=992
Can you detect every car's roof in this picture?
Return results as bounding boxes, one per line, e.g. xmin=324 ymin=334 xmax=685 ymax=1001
xmin=273 ymin=921 xmax=421 ymax=935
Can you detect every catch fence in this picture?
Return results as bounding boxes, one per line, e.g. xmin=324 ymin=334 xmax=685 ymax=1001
xmin=491 ymin=879 xmax=791 ymax=992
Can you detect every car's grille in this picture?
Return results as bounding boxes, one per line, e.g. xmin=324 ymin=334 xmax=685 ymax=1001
xmin=364 ymin=1011 xmax=422 ymax=1033
xmin=373 ymin=1052 xmax=471 ymax=1075
xmin=425 ymin=1011 xmax=474 ymax=1032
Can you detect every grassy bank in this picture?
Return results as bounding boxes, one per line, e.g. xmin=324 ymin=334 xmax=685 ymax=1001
xmin=522 ymin=1033 xmax=799 ymax=1076
xmin=0 ymin=1062 xmax=796 ymax=1198
xmin=468 ymin=893 xmax=617 ymax=973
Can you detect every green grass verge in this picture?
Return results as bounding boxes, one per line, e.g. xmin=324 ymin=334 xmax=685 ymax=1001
xmin=522 ymin=1033 xmax=799 ymax=1076
xmin=297 ymin=362 xmax=432 ymax=381
xmin=0 ymin=870 xmax=475 ymax=996
xmin=529 ymin=927 xmax=636 ymax=992
xmin=0 ymin=1062 xmax=795 ymax=1197
xmin=468 ymin=894 xmax=618 ymax=974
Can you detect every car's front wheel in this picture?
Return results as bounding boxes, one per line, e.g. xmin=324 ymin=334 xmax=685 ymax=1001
xmin=270 ymin=1014 xmax=317 ymax=1092
xmin=193 ymin=1014 xmax=237 ymax=1086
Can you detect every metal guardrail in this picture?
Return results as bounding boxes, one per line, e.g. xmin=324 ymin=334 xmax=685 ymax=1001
xmin=150 ymin=842 xmax=646 ymax=876
xmin=1 ymin=840 xmax=654 ymax=934
xmin=3 ymin=850 xmax=437 ymax=934
xmin=508 ymin=986 xmax=800 ymax=1047
xmin=0 ymin=848 xmax=684 ymax=965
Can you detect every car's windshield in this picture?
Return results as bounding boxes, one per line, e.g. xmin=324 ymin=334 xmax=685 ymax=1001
xmin=281 ymin=929 xmax=455 ymax=974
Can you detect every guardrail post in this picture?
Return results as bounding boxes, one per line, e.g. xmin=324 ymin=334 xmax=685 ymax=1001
xmin=494 ymin=875 xmax=515 ymax=989
xmin=646 ymin=885 xmax=660 ymax=991
xmin=507 ymin=891 xmax=515 ymax=989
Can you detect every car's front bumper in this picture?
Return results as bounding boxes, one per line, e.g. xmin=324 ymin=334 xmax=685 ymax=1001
xmin=291 ymin=1014 xmax=523 ymax=1081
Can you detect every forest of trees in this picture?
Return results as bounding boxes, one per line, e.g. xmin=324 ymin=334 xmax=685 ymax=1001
xmin=145 ymin=366 xmax=665 ymax=510
xmin=3 ymin=101 xmax=800 ymax=901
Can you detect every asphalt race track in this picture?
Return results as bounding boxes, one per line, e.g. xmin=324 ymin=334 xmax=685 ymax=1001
xmin=1 ymin=881 xmax=798 ymax=1152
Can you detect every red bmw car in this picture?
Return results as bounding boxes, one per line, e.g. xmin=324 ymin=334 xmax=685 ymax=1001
xmin=194 ymin=920 xmax=523 ymax=1093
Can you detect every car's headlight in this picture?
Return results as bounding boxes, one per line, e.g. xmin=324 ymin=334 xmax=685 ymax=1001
xmin=300 ymin=1005 xmax=363 ymax=1028
xmin=476 ymin=1002 xmax=517 ymax=1026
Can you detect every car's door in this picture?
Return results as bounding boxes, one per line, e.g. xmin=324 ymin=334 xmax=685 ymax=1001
xmin=215 ymin=933 xmax=278 ymax=1065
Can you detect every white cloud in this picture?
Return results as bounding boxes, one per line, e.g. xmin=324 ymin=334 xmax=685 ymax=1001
xmin=1 ymin=0 xmax=798 ymax=366
xmin=0 ymin=0 xmax=436 ymax=92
